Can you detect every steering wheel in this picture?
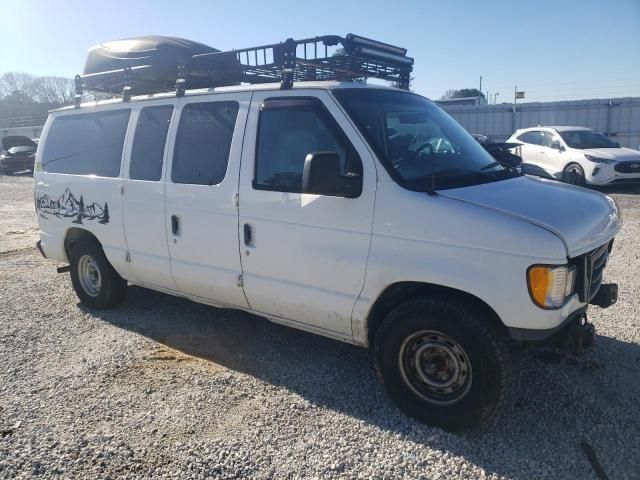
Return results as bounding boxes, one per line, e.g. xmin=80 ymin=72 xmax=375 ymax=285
xmin=412 ymin=141 xmax=434 ymax=157
xmin=391 ymin=141 xmax=434 ymax=169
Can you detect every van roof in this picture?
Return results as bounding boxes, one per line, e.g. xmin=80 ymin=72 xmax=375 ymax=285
xmin=50 ymin=80 xmax=401 ymax=112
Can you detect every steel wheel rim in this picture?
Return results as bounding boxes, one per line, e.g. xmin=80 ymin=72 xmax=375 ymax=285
xmin=78 ymin=254 xmax=102 ymax=297
xmin=399 ymin=330 xmax=472 ymax=405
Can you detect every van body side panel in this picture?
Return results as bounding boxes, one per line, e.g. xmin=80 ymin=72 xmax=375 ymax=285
xmin=34 ymin=117 xmax=66 ymax=262
xmin=237 ymin=89 xmax=377 ymax=337
xmin=351 ymin=180 xmax=572 ymax=346
xmin=34 ymin=107 xmax=132 ymax=275
xmin=34 ymin=174 xmax=128 ymax=273
xmin=120 ymin=101 xmax=178 ymax=291
xmin=163 ymin=93 xmax=250 ymax=308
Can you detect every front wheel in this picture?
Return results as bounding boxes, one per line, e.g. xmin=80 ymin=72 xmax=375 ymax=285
xmin=69 ymin=239 xmax=127 ymax=309
xmin=374 ymin=296 xmax=511 ymax=432
xmin=562 ymin=163 xmax=586 ymax=186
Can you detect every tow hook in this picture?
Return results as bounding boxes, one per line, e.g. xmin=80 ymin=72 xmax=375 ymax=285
xmin=590 ymin=283 xmax=618 ymax=309
xmin=562 ymin=314 xmax=595 ymax=352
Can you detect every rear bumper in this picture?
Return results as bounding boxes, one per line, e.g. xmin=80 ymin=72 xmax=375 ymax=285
xmin=36 ymin=240 xmax=47 ymax=259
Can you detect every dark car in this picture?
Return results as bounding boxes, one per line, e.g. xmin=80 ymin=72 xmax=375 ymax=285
xmin=0 ymin=136 xmax=38 ymax=174
xmin=472 ymin=134 xmax=523 ymax=171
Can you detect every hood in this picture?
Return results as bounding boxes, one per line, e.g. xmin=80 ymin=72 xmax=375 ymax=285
xmin=582 ymin=147 xmax=640 ymax=161
xmin=439 ymin=176 xmax=620 ymax=258
xmin=2 ymin=136 xmax=38 ymax=150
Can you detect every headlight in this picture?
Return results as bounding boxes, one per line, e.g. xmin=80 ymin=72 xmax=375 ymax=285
xmin=585 ymin=154 xmax=616 ymax=164
xmin=527 ymin=264 xmax=576 ymax=309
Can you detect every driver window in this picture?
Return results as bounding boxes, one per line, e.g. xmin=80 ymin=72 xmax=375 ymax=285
xmin=254 ymin=98 xmax=361 ymax=193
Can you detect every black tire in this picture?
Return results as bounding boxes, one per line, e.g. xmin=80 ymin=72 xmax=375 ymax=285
xmin=69 ymin=239 xmax=126 ymax=309
xmin=374 ymin=296 xmax=511 ymax=432
xmin=562 ymin=163 xmax=586 ymax=186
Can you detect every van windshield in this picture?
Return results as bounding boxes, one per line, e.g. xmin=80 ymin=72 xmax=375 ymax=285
xmin=333 ymin=89 xmax=519 ymax=191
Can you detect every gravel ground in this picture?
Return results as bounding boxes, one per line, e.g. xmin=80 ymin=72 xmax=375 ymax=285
xmin=0 ymin=173 xmax=38 ymax=254
xmin=1 ymin=174 xmax=639 ymax=479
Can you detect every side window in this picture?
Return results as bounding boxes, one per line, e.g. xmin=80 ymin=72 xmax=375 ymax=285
xmin=172 ymin=101 xmax=238 ymax=185
xmin=517 ymin=131 xmax=537 ymax=145
xmin=130 ymin=105 xmax=173 ymax=181
xmin=254 ymin=98 xmax=361 ymax=193
xmin=42 ymin=109 xmax=130 ymax=177
xmin=540 ymin=132 xmax=555 ymax=148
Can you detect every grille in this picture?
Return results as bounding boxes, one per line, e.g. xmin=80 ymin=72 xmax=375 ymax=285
xmin=573 ymin=242 xmax=611 ymax=302
xmin=614 ymin=161 xmax=640 ymax=173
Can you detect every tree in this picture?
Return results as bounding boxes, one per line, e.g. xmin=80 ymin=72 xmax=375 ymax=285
xmin=441 ymin=88 xmax=486 ymax=100
xmin=30 ymin=76 xmax=75 ymax=105
xmin=0 ymin=72 xmax=78 ymax=127
xmin=0 ymin=72 xmax=37 ymax=98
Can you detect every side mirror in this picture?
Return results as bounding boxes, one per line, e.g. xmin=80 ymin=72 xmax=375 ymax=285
xmin=551 ymin=140 xmax=565 ymax=152
xmin=302 ymin=152 xmax=361 ymax=198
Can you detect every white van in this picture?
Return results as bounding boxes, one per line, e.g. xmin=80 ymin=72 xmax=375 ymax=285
xmin=34 ymin=35 xmax=620 ymax=431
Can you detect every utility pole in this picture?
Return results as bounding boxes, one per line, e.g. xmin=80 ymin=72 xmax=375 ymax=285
xmin=479 ymin=75 xmax=482 ymax=94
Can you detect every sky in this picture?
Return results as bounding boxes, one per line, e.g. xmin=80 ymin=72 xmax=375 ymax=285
xmin=1 ymin=0 xmax=639 ymax=103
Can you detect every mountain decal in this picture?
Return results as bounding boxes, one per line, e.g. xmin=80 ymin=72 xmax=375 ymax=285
xmin=36 ymin=187 xmax=110 ymax=225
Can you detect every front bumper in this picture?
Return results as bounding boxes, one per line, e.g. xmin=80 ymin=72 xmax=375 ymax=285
xmin=509 ymin=306 xmax=587 ymax=342
xmin=508 ymin=282 xmax=618 ymax=345
xmin=587 ymin=162 xmax=640 ymax=185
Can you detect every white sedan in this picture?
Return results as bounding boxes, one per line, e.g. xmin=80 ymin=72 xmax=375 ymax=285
xmin=506 ymin=126 xmax=640 ymax=186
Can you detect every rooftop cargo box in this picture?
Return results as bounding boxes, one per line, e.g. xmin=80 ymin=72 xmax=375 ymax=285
xmin=82 ymin=36 xmax=241 ymax=94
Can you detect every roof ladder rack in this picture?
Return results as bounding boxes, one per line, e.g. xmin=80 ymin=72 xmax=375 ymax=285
xmin=74 ymin=75 xmax=83 ymax=108
xmin=280 ymin=38 xmax=296 ymax=90
xmin=121 ymin=67 xmax=132 ymax=102
xmin=175 ymin=65 xmax=186 ymax=97
xmin=75 ymin=33 xmax=414 ymax=100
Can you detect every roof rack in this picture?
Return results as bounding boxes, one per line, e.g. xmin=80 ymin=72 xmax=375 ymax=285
xmin=74 ymin=33 xmax=413 ymax=105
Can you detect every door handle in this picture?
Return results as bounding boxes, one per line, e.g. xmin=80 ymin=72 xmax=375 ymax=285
xmin=171 ymin=215 xmax=179 ymax=235
xmin=243 ymin=223 xmax=253 ymax=246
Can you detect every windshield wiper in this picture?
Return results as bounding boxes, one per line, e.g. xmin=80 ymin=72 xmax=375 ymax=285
xmin=409 ymin=168 xmax=491 ymax=183
xmin=480 ymin=161 xmax=501 ymax=171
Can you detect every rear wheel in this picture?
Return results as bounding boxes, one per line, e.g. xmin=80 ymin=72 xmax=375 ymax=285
xmin=562 ymin=163 xmax=586 ymax=186
xmin=69 ymin=239 xmax=126 ymax=309
xmin=374 ymin=296 xmax=511 ymax=432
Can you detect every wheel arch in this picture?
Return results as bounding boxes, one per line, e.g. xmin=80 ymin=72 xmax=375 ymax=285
xmin=64 ymin=227 xmax=101 ymax=261
xmin=366 ymin=281 xmax=508 ymax=347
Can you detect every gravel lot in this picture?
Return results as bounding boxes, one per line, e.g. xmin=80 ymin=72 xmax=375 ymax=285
xmin=1 ymin=174 xmax=639 ymax=479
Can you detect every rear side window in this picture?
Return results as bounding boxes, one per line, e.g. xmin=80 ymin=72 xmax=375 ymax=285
xmin=172 ymin=101 xmax=238 ymax=185
xmin=517 ymin=131 xmax=542 ymax=145
xmin=42 ymin=109 xmax=130 ymax=177
xmin=130 ymin=105 xmax=173 ymax=181
xmin=254 ymin=98 xmax=360 ymax=193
